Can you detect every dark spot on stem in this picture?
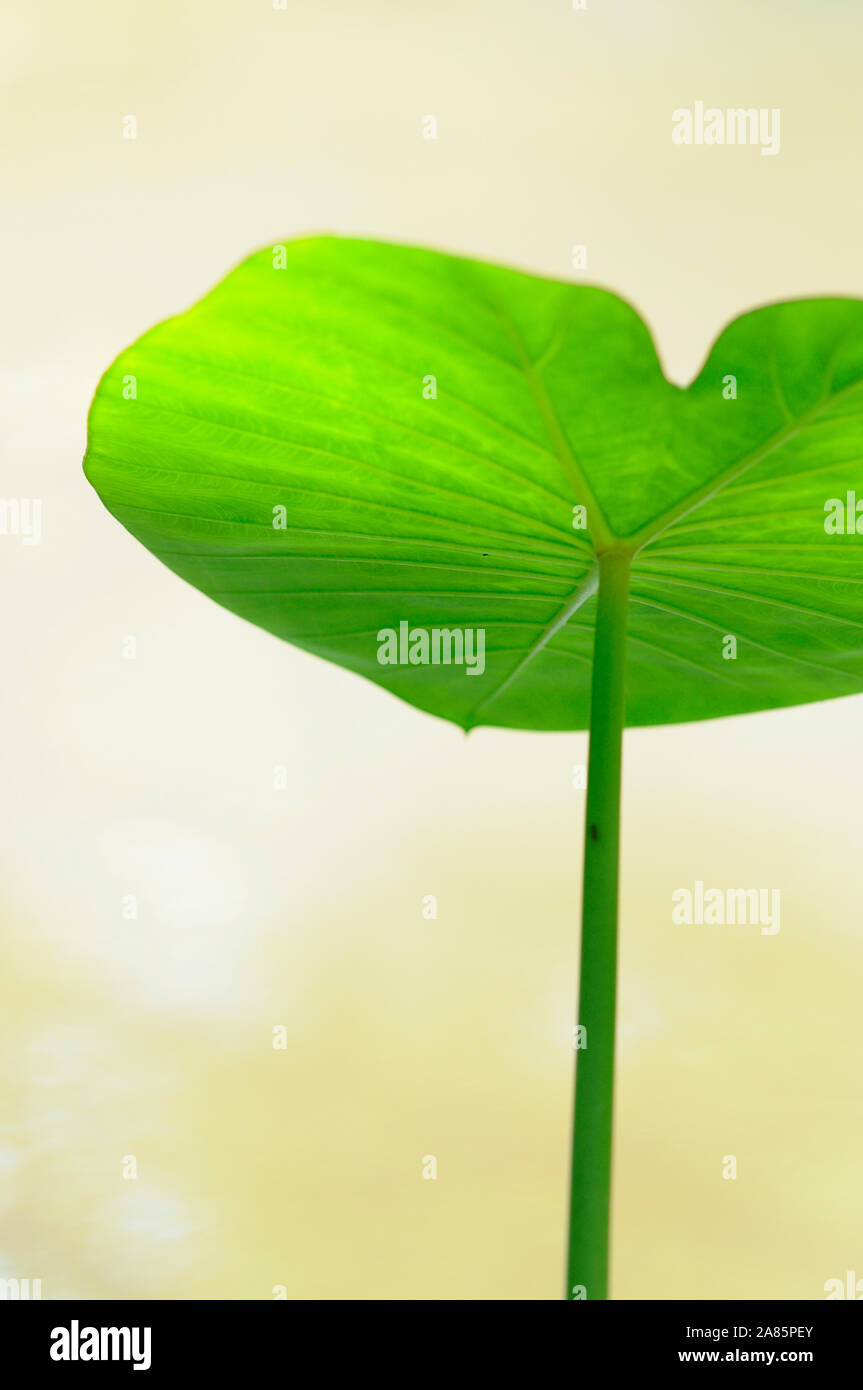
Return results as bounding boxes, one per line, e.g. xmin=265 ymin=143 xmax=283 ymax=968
xmin=589 ymin=824 xmax=599 ymax=841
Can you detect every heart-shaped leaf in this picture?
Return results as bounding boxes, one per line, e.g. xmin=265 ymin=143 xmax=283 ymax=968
xmin=84 ymin=236 xmax=863 ymax=730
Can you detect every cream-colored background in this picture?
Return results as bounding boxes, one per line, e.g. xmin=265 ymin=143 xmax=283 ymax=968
xmin=3 ymin=0 xmax=863 ymax=1299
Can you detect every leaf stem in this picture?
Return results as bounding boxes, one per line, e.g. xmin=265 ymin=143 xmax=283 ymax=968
xmin=566 ymin=546 xmax=631 ymax=1300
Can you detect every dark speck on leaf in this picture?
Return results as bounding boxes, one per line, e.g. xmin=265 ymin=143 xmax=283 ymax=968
xmin=590 ymin=824 xmax=599 ymax=841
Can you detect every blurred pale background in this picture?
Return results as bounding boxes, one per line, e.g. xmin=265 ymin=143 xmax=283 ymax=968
xmin=2 ymin=0 xmax=863 ymax=1299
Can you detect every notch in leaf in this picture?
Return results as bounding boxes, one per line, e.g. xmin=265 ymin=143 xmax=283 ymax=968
xmin=83 ymin=236 xmax=863 ymax=1299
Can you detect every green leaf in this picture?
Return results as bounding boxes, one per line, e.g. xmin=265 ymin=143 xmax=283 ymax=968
xmin=83 ymin=235 xmax=863 ymax=730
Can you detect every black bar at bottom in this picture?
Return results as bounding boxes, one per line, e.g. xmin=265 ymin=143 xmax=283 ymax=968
xmin=2 ymin=1297 xmax=860 ymax=1376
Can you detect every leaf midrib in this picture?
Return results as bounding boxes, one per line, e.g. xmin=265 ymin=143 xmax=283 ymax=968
xmin=455 ymin=320 xmax=863 ymax=719
xmin=460 ymin=267 xmax=863 ymax=567
xmin=461 ymin=271 xmax=618 ymax=553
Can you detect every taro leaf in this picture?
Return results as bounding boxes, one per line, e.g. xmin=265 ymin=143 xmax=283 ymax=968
xmin=83 ymin=236 xmax=863 ymax=731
